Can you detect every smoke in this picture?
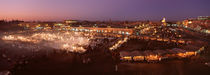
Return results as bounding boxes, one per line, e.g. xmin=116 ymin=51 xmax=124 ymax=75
xmin=0 ymin=31 xmax=91 ymax=53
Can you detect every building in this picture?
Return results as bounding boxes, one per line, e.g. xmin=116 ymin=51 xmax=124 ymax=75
xmin=183 ymin=16 xmax=210 ymax=29
xmin=70 ymin=27 xmax=133 ymax=35
xmin=64 ymin=20 xmax=78 ymax=25
xmin=161 ymin=17 xmax=167 ymax=26
xmin=18 ymin=22 xmax=54 ymax=29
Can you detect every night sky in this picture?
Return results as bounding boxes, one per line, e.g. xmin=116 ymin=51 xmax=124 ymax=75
xmin=0 ymin=0 xmax=210 ymax=21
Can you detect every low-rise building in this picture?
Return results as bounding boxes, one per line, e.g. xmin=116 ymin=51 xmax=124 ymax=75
xmin=183 ymin=16 xmax=210 ymax=29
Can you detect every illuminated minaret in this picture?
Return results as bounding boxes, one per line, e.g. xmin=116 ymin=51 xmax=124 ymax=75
xmin=161 ymin=17 xmax=167 ymax=26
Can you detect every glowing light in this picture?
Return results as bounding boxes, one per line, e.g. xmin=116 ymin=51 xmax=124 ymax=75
xmin=109 ymin=37 xmax=128 ymax=51
xmin=188 ymin=21 xmax=192 ymax=24
xmin=1 ymin=31 xmax=91 ymax=53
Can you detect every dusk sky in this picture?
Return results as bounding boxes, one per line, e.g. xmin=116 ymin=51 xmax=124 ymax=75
xmin=0 ymin=0 xmax=210 ymax=21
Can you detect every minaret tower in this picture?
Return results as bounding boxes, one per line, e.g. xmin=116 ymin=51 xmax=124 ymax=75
xmin=161 ymin=17 xmax=167 ymax=26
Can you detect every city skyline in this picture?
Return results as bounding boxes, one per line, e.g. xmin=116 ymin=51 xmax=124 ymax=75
xmin=0 ymin=0 xmax=210 ymax=21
